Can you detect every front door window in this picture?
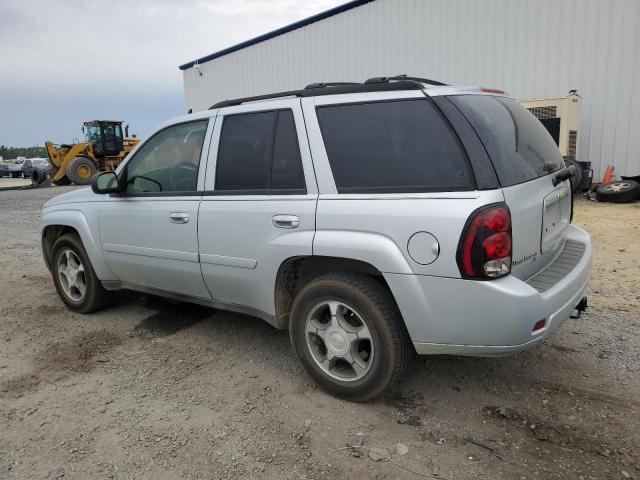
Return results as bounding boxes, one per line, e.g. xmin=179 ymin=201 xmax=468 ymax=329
xmin=124 ymin=120 xmax=208 ymax=193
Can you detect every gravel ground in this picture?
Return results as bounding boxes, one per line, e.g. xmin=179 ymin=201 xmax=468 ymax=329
xmin=0 ymin=177 xmax=31 ymax=189
xmin=1 ymin=184 xmax=639 ymax=480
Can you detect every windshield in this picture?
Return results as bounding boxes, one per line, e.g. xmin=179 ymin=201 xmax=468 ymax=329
xmin=85 ymin=124 xmax=101 ymax=143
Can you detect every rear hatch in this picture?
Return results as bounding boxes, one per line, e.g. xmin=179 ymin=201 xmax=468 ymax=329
xmin=448 ymin=94 xmax=572 ymax=280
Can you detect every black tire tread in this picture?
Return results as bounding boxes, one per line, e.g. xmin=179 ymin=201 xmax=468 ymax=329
xmin=595 ymin=180 xmax=640 ymax=203
xmin=564 ymin=158 xmax=583 ymax=194
xmin=66 ymin=157 xmax=97 ymax=185
xmin=290 ymin=272 xmax=412 ymax=401
xmin=51 ymin=233 xmax=112 ymax=313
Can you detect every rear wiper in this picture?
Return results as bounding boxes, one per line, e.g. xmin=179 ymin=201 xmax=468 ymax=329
xmin=552 ymin=165 xmax=576 ymax=186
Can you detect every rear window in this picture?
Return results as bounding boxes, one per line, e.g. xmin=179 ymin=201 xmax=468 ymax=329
xmin=448 ymin=95 xmax=564 ymax=187
xmin=316 ymin=99 xmax=473 ymax=193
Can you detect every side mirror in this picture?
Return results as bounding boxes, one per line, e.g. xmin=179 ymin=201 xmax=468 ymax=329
xmin=91 ymin=171 xmax=120 ymax=194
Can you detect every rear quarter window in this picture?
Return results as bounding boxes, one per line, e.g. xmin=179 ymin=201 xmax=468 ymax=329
xmin=316 ymin=99 xmax=473 ymax=193
xmin=448 ymin=95 xmax=565 ymax=187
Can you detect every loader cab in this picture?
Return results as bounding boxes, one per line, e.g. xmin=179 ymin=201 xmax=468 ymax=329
xmin=83 ymin=120 xmax=124 ymax=157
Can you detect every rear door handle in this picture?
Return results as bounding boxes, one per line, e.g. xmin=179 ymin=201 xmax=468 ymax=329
xmin=272 ymin=214 xmax=300 ymax=229
xmin=169 ymin=212 xmax=189 ymax=224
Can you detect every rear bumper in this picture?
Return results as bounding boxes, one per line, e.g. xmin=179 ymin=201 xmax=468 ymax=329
xmin=385 ymin=224 xmax=591 ymax=356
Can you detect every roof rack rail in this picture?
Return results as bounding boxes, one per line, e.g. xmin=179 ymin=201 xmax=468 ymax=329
xmin=211 ymin=90 xmax=304 ymax=109
xmin=209 ymin=80 xmax=423 ymax=109
xmin=305 ymin=82 xmax=361 ymax=89
xmin=365 ymin=74 xmax=447 ymax=87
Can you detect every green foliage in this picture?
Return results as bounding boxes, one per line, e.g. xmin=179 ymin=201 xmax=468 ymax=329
xmin=0 ymin=145 xmax=47 ymax=160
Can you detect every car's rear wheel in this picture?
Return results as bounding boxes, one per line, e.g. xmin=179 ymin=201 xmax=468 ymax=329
xmin=51 ymin=234 xmax=111 ymax=313
xmin=289 ymin=273 xmax=411 ymax=401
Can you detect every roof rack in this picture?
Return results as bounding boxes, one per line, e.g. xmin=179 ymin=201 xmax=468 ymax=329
xmin=365 ymin=74 xmax=448 ymax=87
xmin=209 ymin=80 xmax=424 ymax=109
xmin=304 ymin=82 xmax=360 ymax=89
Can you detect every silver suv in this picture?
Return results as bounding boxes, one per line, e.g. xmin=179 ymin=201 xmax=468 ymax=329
xmin=41 ymin=76 xmax=592 ymax=401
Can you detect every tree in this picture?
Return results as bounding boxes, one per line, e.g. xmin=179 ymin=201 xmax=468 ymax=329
xmin=0 ymin=145 xmax=47 ymax=160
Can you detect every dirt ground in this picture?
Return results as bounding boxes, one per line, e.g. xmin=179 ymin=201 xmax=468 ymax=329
xmin=1 ymin=184 xmax=639 ymax=480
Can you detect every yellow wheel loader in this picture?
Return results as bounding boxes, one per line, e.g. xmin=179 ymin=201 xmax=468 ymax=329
xmin=45 ymin=120 xmax=140 ymax=185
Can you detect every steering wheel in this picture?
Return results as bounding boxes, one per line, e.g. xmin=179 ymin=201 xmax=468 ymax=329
xmin=169 ymin=162 xmax=198 ymax=191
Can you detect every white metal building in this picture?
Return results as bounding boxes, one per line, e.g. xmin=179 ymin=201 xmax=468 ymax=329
xmin=180 ymin=0 xmax=640 ymax=179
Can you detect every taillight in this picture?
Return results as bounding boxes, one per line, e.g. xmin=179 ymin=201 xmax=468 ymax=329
xmin=457 ymin=203 xmax=512 ymax=279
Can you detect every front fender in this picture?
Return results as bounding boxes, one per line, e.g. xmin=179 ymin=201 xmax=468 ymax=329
xmin=42 ymin=208 xmax=116 ymax=280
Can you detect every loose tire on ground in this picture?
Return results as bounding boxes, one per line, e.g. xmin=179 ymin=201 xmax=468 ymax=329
xmin=66 ymin=157 xmax=97 ymax=185
xmin=51 ymin=233 xmax=112 ymax=313
xmin=595 ymin=180 xmax=640 ymax=203
xmin=289 ymin=272 xmax=412 ymax=402
xmin=31 ymin=169 xmax=48 ymax=185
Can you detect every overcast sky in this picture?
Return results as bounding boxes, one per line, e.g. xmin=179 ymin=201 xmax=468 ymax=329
xmin=0 ymin=0 xmax=344 ymax=147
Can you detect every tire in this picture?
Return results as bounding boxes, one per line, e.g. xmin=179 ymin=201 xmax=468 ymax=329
xmin=564 ymin=158 xmax=583 ymax=195
xmin=11 ymin=172 xmax=19 ymax=178
xmin=32 ymin=169 xmax=48 ymax=185
xmin=66 ymin=157 xmax=97 ymax=185
xmin=289 ymin=273 xmax=412 ymax=402
xmin=595 ymin=180 xmax=640 ymax=203
xmin=51 ymin=233 xmax=112 ymax=313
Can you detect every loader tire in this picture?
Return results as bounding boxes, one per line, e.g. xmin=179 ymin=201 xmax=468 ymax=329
xmin=66 ymin=157 xmax=97 ymax=185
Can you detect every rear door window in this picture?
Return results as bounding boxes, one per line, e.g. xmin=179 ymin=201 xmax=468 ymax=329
xmin=316 ymin=99 xmax=473 ymax=193
xmin=215 ymin=110 xmax=306 ymax=193
xmin=448 ymin=95 xmax=565 ymax=186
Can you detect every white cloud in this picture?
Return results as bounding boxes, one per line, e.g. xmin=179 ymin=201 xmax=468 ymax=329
xmin=0 ymin=0 xmax=346 ymax=145
xmin=0 ymin=0 xmax=346 ymax=93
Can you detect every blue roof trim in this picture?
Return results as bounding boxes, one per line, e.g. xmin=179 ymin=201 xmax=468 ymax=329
xmin=179 ymin=0 xmax=374 ymax=71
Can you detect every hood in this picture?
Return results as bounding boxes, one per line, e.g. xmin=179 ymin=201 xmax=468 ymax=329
xmin=43 ymin=187 xmax=98 ymax=208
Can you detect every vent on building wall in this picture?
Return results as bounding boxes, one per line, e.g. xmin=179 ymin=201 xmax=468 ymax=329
xmin=519 ymin=91 xmax=581 ymax=162
xmin=568 ymin=130 xmax=578 ymax=157
xmin=527 ymin=105 xmax=557 ymax=119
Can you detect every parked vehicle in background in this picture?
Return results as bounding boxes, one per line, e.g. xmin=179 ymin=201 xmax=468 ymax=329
xmin=41 ymin=76 xmax=592 ymax=401
xmin=0 ymin=163 xmax=9 ymax=177
xmin=8 ymin=160 xmax=25 ymax=178
xmin=22 ymin=159 xmax=50 ymax=178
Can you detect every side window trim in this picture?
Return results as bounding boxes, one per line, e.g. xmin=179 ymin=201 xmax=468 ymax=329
xmin=117 ymin=118 xmax=211 ymax=197
xmin=210 ymin=107 xmax=307 ymax=195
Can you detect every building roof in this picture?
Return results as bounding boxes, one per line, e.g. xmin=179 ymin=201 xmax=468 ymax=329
xmin=178 ymin=0 xmax=374 ymax=71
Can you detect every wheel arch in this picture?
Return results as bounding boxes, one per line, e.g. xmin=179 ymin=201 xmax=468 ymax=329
xmin=41 ymin=210 xmax=116 ymax=280
xmin=274 ymin=255 xmax=396 ymax=328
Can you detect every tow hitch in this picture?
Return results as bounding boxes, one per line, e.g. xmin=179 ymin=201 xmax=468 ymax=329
xmin=570 ymin=296 xmax=588 ymax=319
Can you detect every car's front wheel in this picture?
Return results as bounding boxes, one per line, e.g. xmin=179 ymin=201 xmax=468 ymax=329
xmin=51 ymin=233 xmax=111 ymax=313
xmin=289 ymin=273 xmax=411 ymax=401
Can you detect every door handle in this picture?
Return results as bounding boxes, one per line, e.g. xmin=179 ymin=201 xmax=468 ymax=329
xmin=272 ymin=214 xmax=300 ymax=229
xmin=169 ymin=212 xmax=190 ymax=224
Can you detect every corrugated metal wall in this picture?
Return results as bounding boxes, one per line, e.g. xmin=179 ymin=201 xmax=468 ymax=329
xmin=183 ymin=0 xmax=640 ymax=179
